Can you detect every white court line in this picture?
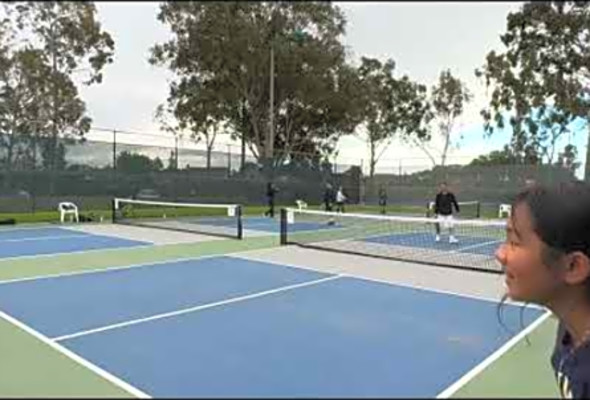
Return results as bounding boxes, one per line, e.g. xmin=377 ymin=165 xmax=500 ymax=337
xmin=0 ymin=224 xmax=57 ymax=232
xmin=0 ymin=234 xmax=87 ymax=244
xmin=52 ymin=275 xmax=342 ymax=342
xmin=0 ymin=241 xmax=155 ymax=263
xmin=0 ymin=309 xmax=150 ymax=398
xmin=452 ymin=239 xmax=503 ymax=254
xmin=436 ymin=310 xmax=552 ymax=398
xmin=229 ymin=251 xmax=543 ymax=311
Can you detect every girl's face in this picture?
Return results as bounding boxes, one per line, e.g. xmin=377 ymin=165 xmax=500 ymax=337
xmin=495 ymin=202 xmax=566 ymax=305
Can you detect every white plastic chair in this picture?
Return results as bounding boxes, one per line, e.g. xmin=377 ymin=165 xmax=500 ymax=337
xmin=498 ymin=203 xmax=512 ymax=218
xmin=58 ymin=202 xmax=79 ymax=223
xmin=295 ymin=199 xmax=308 ymax=210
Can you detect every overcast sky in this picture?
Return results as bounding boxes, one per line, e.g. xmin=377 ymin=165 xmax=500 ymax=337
xmin=77 ymin=1 xmax=587 ymax=174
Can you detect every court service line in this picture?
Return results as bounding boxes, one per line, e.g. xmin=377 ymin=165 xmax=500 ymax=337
xmin=0 ymin=234 xmax=88 ymax=244
xmin=436 ymin=310 xmax=552 ymax=398
xmin=52 ymin=274 xmax=342 ymax=342
xmin=451 ymin=239 xmax=503 ymax=254
xmin=0 ymin=309 xmax=150 ymax=398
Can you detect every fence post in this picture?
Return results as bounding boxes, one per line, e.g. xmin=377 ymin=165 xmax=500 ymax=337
xmin=112 ymin=130 xmax=117 ymax=171
xmin=227 ymin=144 xmax=232 ymax=177
xmin=280 ymin=208 xmax=287 ymax=245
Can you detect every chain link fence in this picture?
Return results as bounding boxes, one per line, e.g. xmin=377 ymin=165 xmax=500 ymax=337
xmin=0 ymin=128 xmax=581 ymax=219
xmin=0 ymin=129 xmax=361 ymax=214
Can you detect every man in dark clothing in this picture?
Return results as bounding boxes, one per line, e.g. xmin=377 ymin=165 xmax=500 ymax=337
xmin=433 ymin=182 xmax=460 ymax=243
xmin=264 ymin=182 xmax=278 ymax=218
xmin=323 ymin=183 xmax=336 ymax=226
xmin=323 ymin=183 xmax=334 ymax=212
xmin=378 ymin=184 xmax=387 ymax=214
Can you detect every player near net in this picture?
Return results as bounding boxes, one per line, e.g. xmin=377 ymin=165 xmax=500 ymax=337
xmin=264 ymin=181 xmax=279 ymax=218
xmin=323 ymin=183 xmax=336 ymax=225
xmin=433 ymin=182 xmax=460 ymax=243
xmin=378 ymin=184 xmax=387 ymax=214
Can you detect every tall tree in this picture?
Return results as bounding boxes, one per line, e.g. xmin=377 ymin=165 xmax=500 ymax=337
xmin=0 ymin=48 xmax=49 ymax=172
xmin=155 ymin=77 xmax=228 ymax=170
xmin=356 ymin=57 xmax=431 ymax=177
xmin=3 ymin=1 xmax=114 ymax=170
xmin=149 ymin=2 xmax=362 ymax=168
xmin=476 ymin=1 xmax=590 ymax=178
xmin=427 ymin=69 xmax=471 ymax=167
xmin=356 ymin=57 xmax=396 ymax=178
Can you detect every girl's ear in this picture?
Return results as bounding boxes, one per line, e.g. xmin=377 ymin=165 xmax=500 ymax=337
xmin=563 ymin=251 xmax=590 ymax=286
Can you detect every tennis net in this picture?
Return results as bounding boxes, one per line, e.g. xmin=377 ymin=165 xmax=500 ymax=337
xmin=426 ymin=200 xmax=481 ymax=218
xmin=280 ymin=208 xmax=506 ymax=274
xmin=112 ymin=198 xmax=243 ymax=239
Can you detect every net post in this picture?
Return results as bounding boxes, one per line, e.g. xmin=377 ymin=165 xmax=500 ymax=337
xmin=476 ymin=201 xmax=481 ymax=218
xmin=236 ymin=205 xmax=243 ymax=240
xmin=280 ymin=208 xmax=287 ymax=245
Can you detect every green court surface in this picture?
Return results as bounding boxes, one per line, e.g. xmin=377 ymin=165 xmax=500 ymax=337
xmin=0 ymin=230 xmax=559 ymax=397
xmin=452 ymin=315 xmax=560 ymax=398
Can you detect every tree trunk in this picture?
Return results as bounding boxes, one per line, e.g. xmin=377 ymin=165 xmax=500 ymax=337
xmin=265 ymin=42 xmax=275 ymax=163
xmin=585 ymin=126 xmax=590 ymax=181
xmin=441 ymin=126 xmax=450 ymax=167
xmin=369 ymin=140 xmax=376 ymax=178
xmin=206 ymin=145 xmax=212 ymax=170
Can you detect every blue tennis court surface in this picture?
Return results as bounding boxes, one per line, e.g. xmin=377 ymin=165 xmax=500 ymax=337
xmin=0 ymin=255 xmax=543 ymax=397
xmin=364 ymin=232 xmax=501 ymax=256
xmin=0 ymin=226 xmax=150 ymax=259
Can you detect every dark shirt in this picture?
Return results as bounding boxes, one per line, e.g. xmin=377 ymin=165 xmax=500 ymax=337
xmin=323 ymin=188 xmax=334 ymax=204
xmin=551 ymin=322 xmax=590 ymax=399
xmin=434 ymin=192 xmax=459 ymax=216
xmin=379 ymin=189 xmax=387 ymax=205
xmin=266 ymin=184 xmax=277 ymax=198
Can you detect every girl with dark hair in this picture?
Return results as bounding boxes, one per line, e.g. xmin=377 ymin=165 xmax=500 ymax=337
xmin=495 ymin=182 xmax=590 ymax=399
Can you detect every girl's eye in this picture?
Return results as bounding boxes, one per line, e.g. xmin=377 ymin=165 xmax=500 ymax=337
xmin=505 ymin=232 xmax=519 ymax=247
xmin=506 ymin=236 xmax=520 ymax=247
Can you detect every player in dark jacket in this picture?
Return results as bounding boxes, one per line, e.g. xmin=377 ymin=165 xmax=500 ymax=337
xmin=264 ymin=182 xmax=278 ymax=218
xmin=433 ymin=182 xmax=460 ymax=243
xmin=378 ymin=185 xmax=387 ymax=214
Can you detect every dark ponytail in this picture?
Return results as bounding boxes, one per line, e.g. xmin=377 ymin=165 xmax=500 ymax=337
xmin=513 ymin=181 xmax=590 ymax=271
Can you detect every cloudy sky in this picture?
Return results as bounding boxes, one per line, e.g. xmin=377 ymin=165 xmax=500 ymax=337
xmin=77 ymin=1 xmax=587 ymax=175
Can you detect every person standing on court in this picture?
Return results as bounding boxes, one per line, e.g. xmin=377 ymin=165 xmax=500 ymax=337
xmin=378 ymin=184 xmax=387 ymax=214
xmin=433 ymin=182 xmax=460 ymax=243
xmin=323 ymin=183 xmax=334 ymax=212
xmin=264 ymin=181 xmax=278 ymax=218
xmin=335 ymin=186 xmax=347 ymax=213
